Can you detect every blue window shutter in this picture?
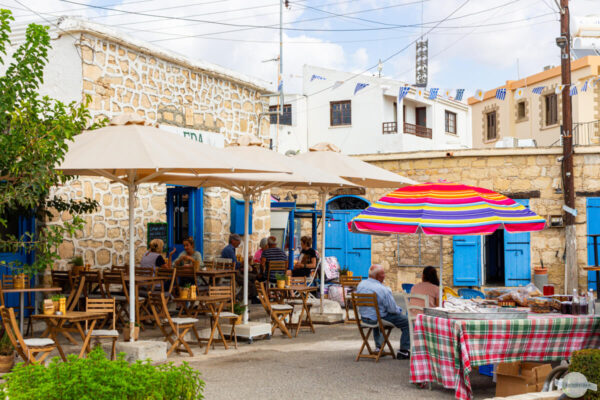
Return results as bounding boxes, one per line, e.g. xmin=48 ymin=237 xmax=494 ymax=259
xmin=586 ymin=198 xmax=600 ymax=291
xmin=504 ymin=199 xmax=531 ymax=287
xmin=453 ymin=235 xmax=481 ymax=286
xmin=230 ymin=197 xmax=252 ymax=235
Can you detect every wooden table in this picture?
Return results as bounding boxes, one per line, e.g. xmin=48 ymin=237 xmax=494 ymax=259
xmin=270 ymin=285 xmax=317 ymax=337
xmin=32 ymin=311 xmax=108 ymax=361
xmin=122 ymin=276 xmax=164 ymax=326
xmin=3 ymin=287 xmax=62 ymax=332
xmin=197 ymin=269 xmax=236 ymax=311
xmin=174 ymin=295 xmax=230 ymax=354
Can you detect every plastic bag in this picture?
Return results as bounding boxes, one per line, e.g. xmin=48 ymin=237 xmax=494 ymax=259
xmin=497 ymin=283 xmax=543 ymax=306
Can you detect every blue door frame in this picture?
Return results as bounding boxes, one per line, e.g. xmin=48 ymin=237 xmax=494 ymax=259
xmin=166 ymin=187 xmax=203 ymax=258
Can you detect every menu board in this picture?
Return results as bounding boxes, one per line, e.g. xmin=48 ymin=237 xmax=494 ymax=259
xmin=147 ymin=222 xmax=168 ymax=247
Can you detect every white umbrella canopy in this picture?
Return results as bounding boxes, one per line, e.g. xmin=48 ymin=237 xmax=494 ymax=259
xmin=156 ymin=139 xmax=356 ymax=322
xmin=57 ymin=115 xmax=291 ymax=338
xmin=294 ymin=143 xmax=417 ymax=300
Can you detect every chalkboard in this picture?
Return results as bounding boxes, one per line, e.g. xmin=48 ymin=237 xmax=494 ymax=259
xmin=147 ymin=222 xmax=168 ymax=248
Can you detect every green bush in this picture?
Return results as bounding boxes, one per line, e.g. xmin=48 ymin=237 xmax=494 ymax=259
xmin=568 ymin=348 xmax=600 ymax=400
xmin=0 ymin=346 xmax=205 ymax=400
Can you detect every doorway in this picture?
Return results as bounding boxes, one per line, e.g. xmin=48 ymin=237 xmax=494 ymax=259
xmin=484 ymin=230 xmax=505 ymax=285
xmin=166 ymin=187 xmax=203 ymax=258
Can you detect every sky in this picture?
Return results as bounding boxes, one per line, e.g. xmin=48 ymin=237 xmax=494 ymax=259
xmin=2 ymin=0 xmax=600 ymax=94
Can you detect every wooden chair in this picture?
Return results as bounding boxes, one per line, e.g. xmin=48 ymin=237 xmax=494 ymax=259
xmin=340 ymin=276 xmax=363 ymax=323
xmin=85 ymin=298 xmax=119 ymax=360
xmin=102 ymin=272 xmax=131 ymax=326
xmin=111 ymin=265 xmax=128 ymax=274
xmin=156 ymin=267 xmax=177 ymax=297
xmin=66 ymin=275 xmax=86 ymax=312
xmin=81 ymin=270 xmax=105 ymax=298
xmin=403 ymin=293 xmax=429 ymax=356
xmin=0 ymin=306 xmax=56 ymax=364
xmin=175 ymin=267 xmax=197 ymax=290
xmin=350 ymin=292 xmax=396 ymax=362
xmin=203 ymin=260 xmax=214 ymax=270
xmin=255 ymin=281 xmax=293 ymax=339
xmin=51 ymin=270 xmax=72 ymax=294
xmin=267 ymin=260 xmax=288 ymax=285
xmin=148 ymin=292 xmax=200 ymax=357
xmin=2 ymin=274 xmax=30 ymax=289
xmin=135 ymin=267 xmax=154 ymax=277
xmin=208 ymin=286 xmax=239 ymax=349
xmin=214 ymin=258 xmax=235 ymax=270
xmin=2 ymin=274 xmax=35 ymax=335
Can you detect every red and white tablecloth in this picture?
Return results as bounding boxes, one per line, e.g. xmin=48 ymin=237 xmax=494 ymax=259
xmin=409 ymin=313 xmax=600 ymax=400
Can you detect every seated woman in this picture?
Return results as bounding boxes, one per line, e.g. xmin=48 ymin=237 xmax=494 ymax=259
xmin=140 ymin=239 xmax=167 ymax=273
xmin=173 ymin=236 xmax=203 ymax=270
xmin=291 ymin=236 xmax=317 ymax=278
xmin=409 ymin=266 xmax=440 ymax=311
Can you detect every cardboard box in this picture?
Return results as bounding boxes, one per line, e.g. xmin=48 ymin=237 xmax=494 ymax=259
xmin=495 ymin=362 xmax=553 ymax=397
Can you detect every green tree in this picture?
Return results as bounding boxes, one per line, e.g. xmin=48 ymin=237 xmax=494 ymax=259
xmin=0 ymin=9 xmax=101 ymax=276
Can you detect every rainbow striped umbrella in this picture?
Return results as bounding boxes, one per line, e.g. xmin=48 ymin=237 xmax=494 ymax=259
xmin=349 ymin=182 xmax=546 ymax=236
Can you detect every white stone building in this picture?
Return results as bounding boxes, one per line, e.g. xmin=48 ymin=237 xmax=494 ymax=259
xmin=270 ymin=65 xmax=472 ymax=155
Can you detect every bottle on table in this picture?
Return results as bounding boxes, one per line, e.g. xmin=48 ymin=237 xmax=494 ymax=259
xmin=572 ymin=289 xmax=580 ymax=315
xmin=579 ymin=292 xmax=588 ymax=315
xmin=588 ymin=290 xmax=596 ymax=315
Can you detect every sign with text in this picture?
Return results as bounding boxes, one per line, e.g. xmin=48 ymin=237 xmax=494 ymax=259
xmin=159 ymin=124 xmax=225 ymax=148
xmin=147 ymin=222 xmax=168 ymax=248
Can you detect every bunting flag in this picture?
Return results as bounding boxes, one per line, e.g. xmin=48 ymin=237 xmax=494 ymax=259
xmin=514 ymin=87 xmax=525 ymax=99
xmin=455 ymin=89 xmax=465 ymax=101
xmin=474 ymin=89 xmax=484 ymax=101
xmin=581 ymin=80 xmax=589 ymax=92
xmin=310 ymin=74 xmax=326 ymax=82
xmin=555 ymin=84 xmax=565 ymax=94
xmin=354 ymin=82 xmax=369 ymax=95
xmin=443 ymin=89 xmax=452 ymax=98
xmin=532 ymin=86 xmax=545 ymax=95
xmin=428 ymin=88 xmax=439 ymax=100
xmin=398 ymin=86 xmax=410 ymax=101
xmin=415 ymin=87 xmax=425 ymax=99
xmin=277 ymin=79 xmax=283 ymax=92
xmin=570 ymin=84 xmax=578 ymax=96
xmin=332 ymin=80 xmax=344 ymax=90
xmin=496 ymin=88 xmax=507 ymax=100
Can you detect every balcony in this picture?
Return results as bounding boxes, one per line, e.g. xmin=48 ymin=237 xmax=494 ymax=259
xmin=382 ymin=121 xmax=397 ymax=134
xmin=404 ymin=122 xmax=432 ymax=139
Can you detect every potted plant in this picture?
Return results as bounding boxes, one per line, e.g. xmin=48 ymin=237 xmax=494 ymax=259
xmin=0 ymin=332 xmax=15 ymax=373
xmin=70 ymin=255 xmax=84 ymax=276
xmin=180 ymin=283 xmax=191 ymax=299
xmin=51 ymin=294 xmax=62 ymax=312
xmin=339 ymin=266 xmax=350 ymax=276
xmin=123 ymin=322 xmax=140 ymax=341
xmin=275 ymin=273 xmax=286 ymax=289
xmin=233 ymin=302 xmax=246 ymax=325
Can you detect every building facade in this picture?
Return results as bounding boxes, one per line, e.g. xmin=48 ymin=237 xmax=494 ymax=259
xmin=469 ymin=56 xmax=600 ymax=149
xmin=270 ymin=65 xmax=472 ymax=155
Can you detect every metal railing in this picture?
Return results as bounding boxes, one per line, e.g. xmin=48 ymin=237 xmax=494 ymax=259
xmin=573 ymin=120 xmax=600 ymax=146
xmin=404 ymin=122 xmax=432 ymax=139
xmin=382 ymin=121 xmax=397 ymax=134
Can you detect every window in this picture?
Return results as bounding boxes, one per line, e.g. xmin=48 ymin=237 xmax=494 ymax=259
xmin=393 ymin=102 xmax=398 ymax=123
xmin=416 ymin=107 xmax=426 ymax=127
xmin=545 ymin=94 xmax=558 ymax=126
xmin=517 ymin=101 xmax=526 ymax=120
xmin=445 ymin=111 xmax=457 ymax=134
xmin=269 ymin=104 xmax=292 ymax=125
xmin=330 ymin=100 xmax=351 ymax=126
xmin=486 ymin=111 xmax=497 ymax=141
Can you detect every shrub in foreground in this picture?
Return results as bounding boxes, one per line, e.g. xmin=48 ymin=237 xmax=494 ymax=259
xmin=0 ymin=346 xmax=204 ymax=400
xmin=568 ymin=348 xmax=600 ymax=400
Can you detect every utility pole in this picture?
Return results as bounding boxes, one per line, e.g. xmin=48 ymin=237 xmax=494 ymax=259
xmin=559 ymin=0 xmax=577 ymax=293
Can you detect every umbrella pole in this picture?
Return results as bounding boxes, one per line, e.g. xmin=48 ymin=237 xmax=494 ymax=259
xmin=439 ymin=236 xmax=443 ymax=307
xmin=127 ymin=177 xmax=136 ymax=342
xmin=243 ymin=193 xmax=250 ymax=324
xmin=320 ymin=191 xmax=327 ymax=314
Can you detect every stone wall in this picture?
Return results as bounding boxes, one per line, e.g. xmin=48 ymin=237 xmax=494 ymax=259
xmin=49 ymin=31 xmax=271 ymax=269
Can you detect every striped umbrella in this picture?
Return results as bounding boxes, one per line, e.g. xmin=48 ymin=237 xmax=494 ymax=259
xmin=349 ymin=182 xmax=546 ymax=303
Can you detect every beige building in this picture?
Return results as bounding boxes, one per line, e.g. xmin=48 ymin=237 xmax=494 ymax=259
xmin=469 ymin=56 xmax=600 ymax=148
xmin=8 ymin=18 xmax=273 ymax=269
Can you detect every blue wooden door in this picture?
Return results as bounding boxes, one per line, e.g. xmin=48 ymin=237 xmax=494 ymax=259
xmin=346 ymin=211 xmax=372 ymax=277
xmin=166 ymin=187 xmax=203 ymax=258
xmin=586 ymin=198 xmax=600 ymax=291
xmin=325 ymin=211 xmax=347 ymax=270
xmin=453 ymin=235 xmax=481 ymax=286
xmin=504 ymin=199 xmax=531 ymax=287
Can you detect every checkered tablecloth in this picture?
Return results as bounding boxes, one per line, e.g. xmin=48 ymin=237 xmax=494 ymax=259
xmin=409 ymin=314 xmax=600 ymax=400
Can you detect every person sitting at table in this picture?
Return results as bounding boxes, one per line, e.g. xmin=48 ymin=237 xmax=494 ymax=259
xmin=221 ymin=234 xmax=242 ymax=269
xmin=356 ymin=264 xmax=410 ymax=359
xmin=290 ymin=236 xmax=317 ymax=278
xmin=253 ymin=237 xmax=268 ymax=265
xmin=140 ymin=239 xmax=167 ymax=272
xmin=221 ymin=234 xmax=258 ymax=301
xmin=261 ymin=236 xmax=288 ymax=282
xmin=409 ymin=266 xmax=440 ymax=311
xmin=173 ymin=236 xmax=203 ymax=270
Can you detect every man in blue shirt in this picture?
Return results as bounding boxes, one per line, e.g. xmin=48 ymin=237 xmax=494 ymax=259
xmin=356 ymin=264 xmax=410 ymax=359
xmin=221 ymin=234 xmax=258 ymax=301
xmin=221 ymin=234 xmax=241 ymax=269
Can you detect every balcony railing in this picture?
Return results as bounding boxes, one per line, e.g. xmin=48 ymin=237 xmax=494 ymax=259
xmin=404 ymin=122 xmax=432 ymax=139
xmin=574 ymin=120 xmax=600 ymax=146
xmin=382 ymin=121 xmax=398 ymax=134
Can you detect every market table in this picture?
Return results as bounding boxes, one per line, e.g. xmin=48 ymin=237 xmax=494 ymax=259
xmin=409 ymin=313 xmax=600 ymax=400
xmin=270 ymin=285 xmax=317 ymax=337
xmin=32 ymin=311 xmax=108 ymax=361
xmin=2 ymin=287 xmax=62 ymax=332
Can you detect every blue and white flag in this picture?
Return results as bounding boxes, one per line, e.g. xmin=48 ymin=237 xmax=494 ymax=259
xmin=332 ymin=80 xmax=344 ymax=90
xmin=398 ymin=86 xmax=410 ymax=101
xmin=474 ymin=89 xmax=484 ymax=101
xmin=581 ymin=80 xmax=589 ymax=92
xmin=555 ymin=84 xmax=566 ymax=94
xmin=443 ymin=89 xmax=452 ymax=98
xmin=495 ymin=88 xmax=507 ymax=100
xmin=310 ymin=74 xmax=326 ymax=82
xmin=455 ymin=89 xmax=465 ymax=101
xmin=428 ymin=88 xmax=439 ymax=100
xmin=514 ymin=87 xmax=525 ymax=99
xmin=532 ymin=86 xmax=545 ymax=95
xmin=570 ymin=84 xmax=578 ymax=96
xmin=277 ymin=79 xmax=283 ymax=92
xmin=354 ymin=82 xmax=369 ymax=95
